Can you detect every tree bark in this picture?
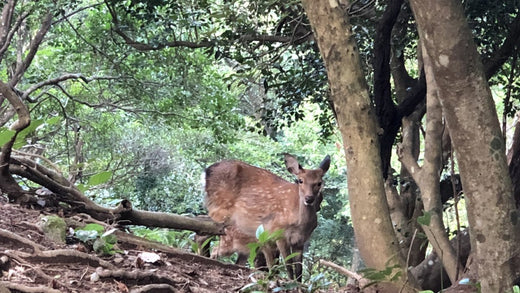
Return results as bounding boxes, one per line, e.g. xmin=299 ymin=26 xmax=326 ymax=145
xmin=398 ymin=49 xmax=461 ymax=282
xmin=301 ymin=1 xmax=418 ymax=291
xmin=409 ymin=0 xmax=520 ymax=290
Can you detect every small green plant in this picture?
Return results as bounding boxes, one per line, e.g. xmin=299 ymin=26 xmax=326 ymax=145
xmin=246 ymin=225 xmax=284 ymax=268
xmin=189 ymin=235 xmax=214 ymax=256
xmin=240 ymin=225 xmax=302 ymax=292
xmin=131 ymin=227 xmax=192 ymax=248
xmin=513 ymin=285 xmax=520 ymax=293
xmin=75 ymin=223 xmax=119 ymax=256
xmin=306 ymin=273 xmax=332 ymax=293
xmin=359 ymin=264 xmax=402 ymax=289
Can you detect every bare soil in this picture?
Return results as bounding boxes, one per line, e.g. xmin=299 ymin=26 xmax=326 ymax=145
xmin=0 ymin=195 xmax=252 ymax=293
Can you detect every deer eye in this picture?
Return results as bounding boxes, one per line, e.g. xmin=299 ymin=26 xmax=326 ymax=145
xmin=317 ymin=182 xmax=322 ymax=187
xmin=298 ymin=179 xmax=303 ymax=184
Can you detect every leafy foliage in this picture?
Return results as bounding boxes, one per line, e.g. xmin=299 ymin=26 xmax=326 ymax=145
xmin=75 ymin=224 xmax=120 ymax=256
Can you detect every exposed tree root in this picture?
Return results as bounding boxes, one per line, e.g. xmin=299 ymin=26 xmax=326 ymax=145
xmin=0 ymin=282 xmax=61 ymax=293
xmin=25 ymin=249 xmax=116 ymax=269
xmin=0 ymin=228 xmax=44 ymax=252
xmin=96 ymin=268 xmax=187 ymax=285
xmin=128 ymin=283 xmax=177 ymax=293
xmin=2 ymin=250 xmax=67 ymax=289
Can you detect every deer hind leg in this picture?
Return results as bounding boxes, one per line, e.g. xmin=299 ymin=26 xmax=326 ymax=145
xmin=235 ymin=253 xmax=248 ymax=266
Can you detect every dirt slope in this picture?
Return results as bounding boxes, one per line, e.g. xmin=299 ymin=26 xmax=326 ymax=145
xmin=0 ymin=196 xmax=251 ymax=293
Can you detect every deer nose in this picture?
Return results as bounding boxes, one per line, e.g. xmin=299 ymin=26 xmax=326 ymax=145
xmin=304 ymin=195 xmax=315 ymax=206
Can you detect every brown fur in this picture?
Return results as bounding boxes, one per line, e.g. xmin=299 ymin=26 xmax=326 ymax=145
xmin=204 ymin=154 xmax=330 ymax=280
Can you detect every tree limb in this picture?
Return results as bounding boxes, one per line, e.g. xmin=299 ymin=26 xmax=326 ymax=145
xmin=0 ymin=80 xmax=31 ymax=200
xmin=9 ymin=12 xmax=53 ymax=87
xmin=483 ymin=13 xmax=520 ymax=79
xmin=22 ymin=74 xmax=121 ymax=101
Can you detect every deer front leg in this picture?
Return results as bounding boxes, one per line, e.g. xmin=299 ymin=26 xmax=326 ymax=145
xmin=260 ymin=244 xmax=276 ymax=270
xmin=276 ymin=239 xmax=300 ymax=280
xmin=291 ymin=245 xmax=304 ymax=282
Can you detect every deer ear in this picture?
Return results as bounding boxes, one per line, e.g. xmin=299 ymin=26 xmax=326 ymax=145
xmin=319 ymin=155 xmax=331 ymax=173
xmin=284 ymin=153 xmax=303 ymax=175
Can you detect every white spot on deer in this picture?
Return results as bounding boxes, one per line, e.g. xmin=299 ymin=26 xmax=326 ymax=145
xmin=439 ymin=54 xmax=449 ymax=67
xmin=374 ymin=218 xmax=382 ymax=224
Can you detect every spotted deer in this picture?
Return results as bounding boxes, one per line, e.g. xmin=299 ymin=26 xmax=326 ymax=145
xmin=210 ymin=225 xmax=255 ymax=265
xmin=204 ymin=153 xmax=330 ymax=280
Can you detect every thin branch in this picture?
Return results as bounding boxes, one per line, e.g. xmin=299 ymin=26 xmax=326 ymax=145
xmin=483 ymin=13 xmax=520 ymax=79
xmin=0 ymin=1 xmax=32 ymax=60
xmin=52 ymin=2 xmax=104 ymax=25
xmin=9 ymin=12 xmax=53 ymax=87
xmin=105 ymin=0 xmax=311 ymax=52
xmin=240 ymin=33 xmax=311 ymax=45
xmin=319 ymin=259 xmax=368 ymax=287
xmin=12 ymin=150 xmax=62 ymax=174
xmin=22 ymin=74 xmax=121 ymax=100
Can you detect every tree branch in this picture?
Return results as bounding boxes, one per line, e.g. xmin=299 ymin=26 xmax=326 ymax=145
xmin=0 ymin=80 xmax=31 ymax=200
xmin=373 ymin=0 xmax=405 ymax=178
xmin=483 ymin=13 xmax=520 ymax=79
xmin=22 ymin=74 xmax=121 ymax=101
xmin=399 ymin=46 xmax=462 ymax=283
xmin=9 ymin=11 xmax=53 ymax=87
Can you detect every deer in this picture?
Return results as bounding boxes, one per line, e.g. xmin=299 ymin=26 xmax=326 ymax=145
xmin=203 ymin=153 xmax=331 ymax=281
xmin=210 ymin=225 xmax=255 ymax=265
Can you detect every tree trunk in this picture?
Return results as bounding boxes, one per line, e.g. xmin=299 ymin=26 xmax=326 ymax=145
xmin=301 ymin=1 xmax=418 ymax=291
xmin=409 ymin=0 xmax=520 ymax=290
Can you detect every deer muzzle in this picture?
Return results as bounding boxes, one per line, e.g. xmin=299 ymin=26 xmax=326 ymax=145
xmin=304 ymin=195 xmax=316 ymax=206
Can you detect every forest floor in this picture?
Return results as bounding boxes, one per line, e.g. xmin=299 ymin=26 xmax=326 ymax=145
xmin=0 ymin=196 xmax=255 ymax=293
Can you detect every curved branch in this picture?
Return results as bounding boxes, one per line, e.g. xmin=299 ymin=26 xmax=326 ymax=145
xmin=8 ymin=155 xmax=224 ymax=235
xmin=0 ymin=81 xmax=30 ymax=131
xmin=105 ymin=0 xmax=311 ymax=52
xmin=22 ymin=74 xmax=121 ymax=101
xmin=9 ymin=11 xmax=53 ymax=87
xmin=483 ymin=13 xmax=520 ymax=79
xmin=0 ymin=80 xmax=31 ymax=200
xmin=373 ymin=0 xmax=404 ymax=178
xmin=0 ymin=1 xmax=32 ymax=61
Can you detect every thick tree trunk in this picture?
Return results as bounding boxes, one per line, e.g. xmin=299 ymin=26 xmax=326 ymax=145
xmin=409 ymin=0 xmax=520 ymax=290
xmin=301 ymin=1 xmax=418 ymax=291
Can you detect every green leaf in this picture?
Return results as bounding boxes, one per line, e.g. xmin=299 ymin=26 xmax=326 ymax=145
xmin=13 ymin=119 xmax=44 ymax=149
xmin=247 ymin=242 xmax=260 ymax=267
xmin=0 ymin=128 xmax=15 ymax=146
xmin=76 ymin=183 xmax=88 ymax=192
xmin=46 ymin=116 xmax=61 ymax=125
xmin=80 ymin=223 xmax=105 ymax=234
xmin=417 ymin=211 xmax=431 ymax=226
xmin=88 ymin=171 xmax=112 ymax=186
xmin=267 ymin=229 xmax=284 ymax=241
xmin=74 ymin=229 xmax=99 ymax=242
xmin=255 ymin=224 xmax=265 ymax=240
xmin=283 ymin=252 xmax=300 ymax=263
